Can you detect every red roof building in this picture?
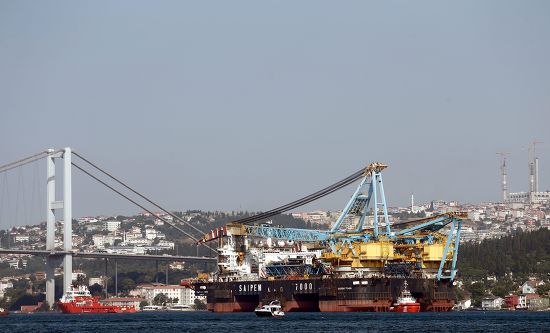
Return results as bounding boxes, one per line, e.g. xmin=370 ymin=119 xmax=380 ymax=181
xmin=20 ymin=302 xmax=43 ymax=313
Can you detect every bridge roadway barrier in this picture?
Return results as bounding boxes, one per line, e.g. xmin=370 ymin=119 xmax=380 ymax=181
xmin=0 ymin=249 xmax=216 ymax=262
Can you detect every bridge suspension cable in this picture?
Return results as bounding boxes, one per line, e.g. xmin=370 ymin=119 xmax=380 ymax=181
xmin=0 ymin=149 xmax=61 ymax=174
xmin=1 ymin=151 xmax=51 ymax=230
xmin=70 ymin=155 xmax=216 ymax=252
xmin=72 ymin=151 xmax=207 ymax=238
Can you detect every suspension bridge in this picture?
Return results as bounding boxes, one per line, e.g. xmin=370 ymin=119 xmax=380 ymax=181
xmin=0 ymin=147 xmax=216 ymax=307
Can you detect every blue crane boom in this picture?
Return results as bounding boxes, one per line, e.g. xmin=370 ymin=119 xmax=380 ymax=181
xmin=245 ymin=225 xmax=330 ymax=242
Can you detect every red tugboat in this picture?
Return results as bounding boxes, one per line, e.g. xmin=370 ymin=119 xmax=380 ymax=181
xmin=57 ymin=285 xmax=137 ymax=314
xmin=392 ymin=281 xmax=420 ymax=313
xmin=0 ymin=307 xmax=9 ymax=316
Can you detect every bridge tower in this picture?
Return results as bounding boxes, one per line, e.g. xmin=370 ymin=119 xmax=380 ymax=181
xmin=45 ymin=147 xmax=72 ymax=308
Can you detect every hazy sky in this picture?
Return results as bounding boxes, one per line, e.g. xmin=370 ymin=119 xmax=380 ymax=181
xmin=1 ymin=1 xmax=549 ymax=223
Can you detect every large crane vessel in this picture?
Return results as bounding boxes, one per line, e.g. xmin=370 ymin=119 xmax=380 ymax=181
xmin=194 ymin=163 xmax=466 ymax=312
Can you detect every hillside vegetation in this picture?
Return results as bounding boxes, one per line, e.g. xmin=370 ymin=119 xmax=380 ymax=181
xmin=458 ymin=228 xmax=550 ymax=280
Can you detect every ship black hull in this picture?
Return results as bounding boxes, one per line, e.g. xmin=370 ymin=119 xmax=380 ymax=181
xmin=194 ymin=277 xmax=455 ymax=312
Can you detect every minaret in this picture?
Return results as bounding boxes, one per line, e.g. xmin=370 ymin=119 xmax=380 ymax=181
xmin=535 ymin=157 xmax=539 ymax=193
xmin=411 ymin=193 xmax=415 ymax=213
xmin=497 ymin=152 xmax=508 ymax=202
xmin=502 ymin=156 xmax=508 ymax=202
xmin=529 ymin=140 xmax=543 ymax=202
xmin=529 ymin=160 xmax=535 ymax=194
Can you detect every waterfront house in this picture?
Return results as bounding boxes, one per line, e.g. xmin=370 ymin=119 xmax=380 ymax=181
xmin=504 ymin=294 xmax=519 ymax=310
xmin=521 ymin=280 xmax=543 ymax=294
xmin=481 ymin=296 xmax=503 ymax=310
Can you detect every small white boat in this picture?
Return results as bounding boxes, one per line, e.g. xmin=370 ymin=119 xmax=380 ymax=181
xmin=255 ymin=300 xmax=285 ymax=317
xmin=167 ymin=304 xmax=192 ymax=311
xmin=142 ymin=305 xmax=164 ymax=311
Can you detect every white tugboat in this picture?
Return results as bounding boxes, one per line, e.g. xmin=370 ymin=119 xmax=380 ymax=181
xmin=391 ymin=281 xmax=420 ymax=313
xmin=255 ymin=300 xmax=285 ymax=317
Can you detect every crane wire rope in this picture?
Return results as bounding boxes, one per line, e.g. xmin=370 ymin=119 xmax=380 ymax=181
xmin=231 ymin=167 xmax=367 ymax=225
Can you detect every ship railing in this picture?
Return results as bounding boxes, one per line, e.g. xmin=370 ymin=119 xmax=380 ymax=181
xmin=324 ymin=291 xmax=392 ymax=300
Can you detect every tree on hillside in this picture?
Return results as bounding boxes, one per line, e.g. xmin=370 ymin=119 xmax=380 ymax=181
xmin=465 ymin=282 xmax=486 ymax=307
xmin=153 ymin=293 xmax=169 ymax=306
xmin=491 ymin=278 xmax=516 ymax=297
xmin=89 ymin=283 xmax=103 ymax=296
xmin=537 ymin=283 xmax=550 ymax=296
xmin=119 ymin=278 xmax=136 ymax=295
xmin=458 ymin=229 xmax=550 ymax=278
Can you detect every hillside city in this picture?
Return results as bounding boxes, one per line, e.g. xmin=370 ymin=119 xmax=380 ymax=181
xmin=1 ymin=198 xmax=549 ymax=312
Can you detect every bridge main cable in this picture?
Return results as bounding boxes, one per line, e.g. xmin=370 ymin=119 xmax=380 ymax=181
xmin=0 ymin=149 xmax=61 ymax=173
xmin=72 ymin=151 xmax=208 ymax=238
xmin=71 ymin=162 xmax=217 ymax=253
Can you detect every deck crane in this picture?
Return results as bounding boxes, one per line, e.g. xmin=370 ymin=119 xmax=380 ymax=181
xmin=200 ymin=163 xmax=467 ymax=281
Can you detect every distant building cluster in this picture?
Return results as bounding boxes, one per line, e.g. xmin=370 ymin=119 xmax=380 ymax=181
xmin=2 ymin=195 xmax=549 ymax=264
xmin=290 ymin=211 xmax=337 ymax=226
xmin=461 ymin=200 xmax=550 ymax=242
xmin=289 ymin=198 xmax=550 ymax=244
xmin=480 ymin=279 xmax=549 ymax=311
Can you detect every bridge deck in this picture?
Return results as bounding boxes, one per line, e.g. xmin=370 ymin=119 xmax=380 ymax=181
xmin=0 ymin=249 xmax=216 ymax=262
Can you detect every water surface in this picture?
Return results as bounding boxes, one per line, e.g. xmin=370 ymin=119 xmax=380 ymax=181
xmin=0 ymin=311 xmax=548 ymax=332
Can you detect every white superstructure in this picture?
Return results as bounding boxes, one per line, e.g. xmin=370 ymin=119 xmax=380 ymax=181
xmin=216 ymin=235 xmax=322 ymax=281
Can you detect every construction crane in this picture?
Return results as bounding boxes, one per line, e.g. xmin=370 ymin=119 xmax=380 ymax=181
xmin=200 ymin=163 xmax=467 ymax=281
